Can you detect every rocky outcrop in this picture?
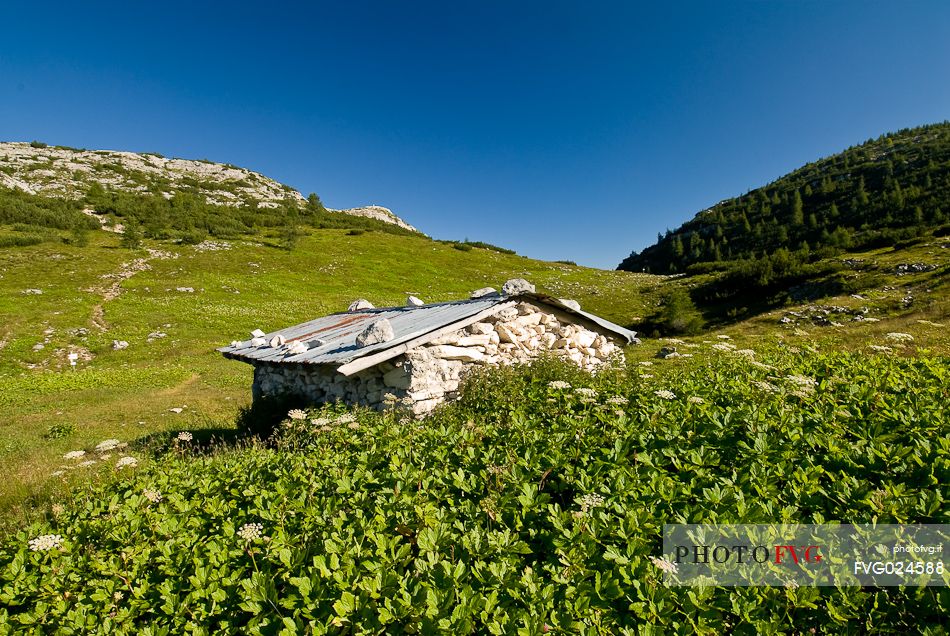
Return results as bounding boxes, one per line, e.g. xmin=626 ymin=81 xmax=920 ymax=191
xmin=252 ymin=301 xmax=626 ymax=417
xmin=327 ymin=205 xmax=420 ymax=233
xmin=0 ymin=142 xmax=417 ymax=230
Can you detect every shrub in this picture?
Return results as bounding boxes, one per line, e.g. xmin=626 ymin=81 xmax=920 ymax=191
xmin=1 ymin=353 xmax=946 ymax=631
xmin=43 ymin=423 xmax=76 ymax=440
xmin=651 ymin=287 xmax=704 ymax=335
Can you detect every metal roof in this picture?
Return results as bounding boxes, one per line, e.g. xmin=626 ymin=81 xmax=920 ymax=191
xmin=218 ymin=292 xmax=637 ymax=370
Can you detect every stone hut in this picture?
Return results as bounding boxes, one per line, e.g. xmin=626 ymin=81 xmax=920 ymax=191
xmin=219 ymin=279 xmax=638 ymax=416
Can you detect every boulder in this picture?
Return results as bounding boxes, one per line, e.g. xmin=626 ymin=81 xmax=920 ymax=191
xmin=355 ymin=318 xmax=395 ymax=347
xmin=515 ymin=313 xmax=543 ymax=327
xmin=470 ymin=287 xmax=498 ymax=299
xmin=269 ymin=334 xmax=286 ymax=348
xmin=454 ymin=334 xmax=492 ymax=347
xmin=495 ymin=307 xmax=518 ymax=321
xmin=573 ymin=331 xmax=597 ymax=349
xmin=428 ymin=345 xmax=485 ymax=362
xmin=112 ymin=340 xmax=129 ymax=350
xmin=502 ymin=278 xmax=535 ymax=296
xmin=286 ymin=340 xmax=308 ymax=355
xmin=468 ymin=322 xmax=494 ymax=335
xmin=348 ymin=299 xmax=375 ymax=311
xmin=251 ymin=328 xmax=266 ymax=338
xmin=406 ymin=295 xmax=424 ymax=306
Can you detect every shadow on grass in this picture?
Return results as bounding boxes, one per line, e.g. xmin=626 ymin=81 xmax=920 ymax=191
xmin=129 ymin=395 xmax=307 ymax=458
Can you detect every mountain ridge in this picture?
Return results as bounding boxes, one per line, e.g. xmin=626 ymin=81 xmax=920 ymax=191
xmin=618 ymin=122 xmax=950 ymax=274
xmin=0 ymin=141 xmax=418 ymax=232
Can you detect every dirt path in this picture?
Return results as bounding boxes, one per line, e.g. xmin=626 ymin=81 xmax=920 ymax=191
xmin=86 ymin=248 xmax=176 ymax=332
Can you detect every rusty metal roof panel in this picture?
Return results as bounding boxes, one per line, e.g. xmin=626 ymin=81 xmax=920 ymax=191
xmin=218 ymin=297 xmax=504 ymax=366
xmin=218 ymin=293 xmax=637 ymax=368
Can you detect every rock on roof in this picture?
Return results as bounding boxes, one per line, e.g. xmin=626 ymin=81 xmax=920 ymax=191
xmin=219 ymin=289 xmax=637 ymax=376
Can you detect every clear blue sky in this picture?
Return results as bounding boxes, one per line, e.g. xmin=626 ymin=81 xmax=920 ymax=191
xmin=2 ymin=1 xmax=949 ymax=268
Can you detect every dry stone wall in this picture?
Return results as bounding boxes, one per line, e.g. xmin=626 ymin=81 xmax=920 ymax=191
xmin=251 ymin=301 xmax=625 ymax=417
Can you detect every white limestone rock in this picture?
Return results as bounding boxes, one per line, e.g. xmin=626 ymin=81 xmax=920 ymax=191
xmin=251 ymin=329 xmax=266 ymax=338
xmin=470 ymin=287 xmax=497 ymax=299
xmin=348 ymin=299 xmax=375 ymax=311
xmin=286 ymin=340 xmax=308 ymax=355
xmin=495 ymin=306 xmax=518 ymax=321
xmin=454 ymin=334 xmax=492 ymax=347
xmin=502 ymin=278 xmax=535 ymax=296
xmin=356 ymin=318 xmax=395 ymax=347
xmin=573 ymin=331 xmax=597 ymax=349
xmin=406 ymin=295 xmax=424 ymax=307
xmin=269 ymin=334 xmax=286 ymax=348
xmin=468 ymin=322 xmax=494 ymax=335
xmin=558 ymin=298 xmax=581 ymax=311
xmin=428 ymin=345 xmax=485 ymax=362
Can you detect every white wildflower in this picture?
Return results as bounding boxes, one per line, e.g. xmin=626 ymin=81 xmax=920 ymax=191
xmin=654 ymin=390 xmax=675 ymax=400
xmin=310 ymin=416 xmax=332 ymax=427
xmin=711 ymin=343 xmax=736 ymax=352
xmin=237 ymin=522 xmax=263 ymax=542
xmin=287 ymin=409 xmax=307 ymax=420
xmin=51 ymin=504 xmax=65 ymax=516
xmin=606 ymin=396 xmax=628 ymax=405
xmin=662 ymin=338 xmax=686 ymax=345
xmin=176 ymin=431 xmax=193 ymax=442
xmin=143 ymin=488 xmax=162 ymax=503
xmin=687 ymin=396 xmax=705 ymax=405
xmin=753 ymin=380 xmax=779 ymax=393
xmin=116 ymin=456 xmax=138 ymax=469
xmin=77 ymin=460 xmax=97 ymax=467
xmin=638 ymin=361 xmax=653 ymax=367
xmin=547 ymin=380 xmax=571 ymax=390
xmin=885 ymin=332 xmax=914 ymax=343
xmin=29 ymin=534 xmax=63 ymax=552
xmin=577 ymin=493 xmax=605 ymax=512
xmin=716 ymin=334 xmax=731 ymax=340
xmin=51 ymin=470 xmax=65 ymax=477
xmin=786 ymin=375 xmax=817 ymax=391
xmin=575 ymin=387 xmax=597 ymax=398
xmin=113 ymin=591 xmax=124 ymax=601
xmin=650 ymin=555 xmax=678 ymax=574
xmin=868 ymin=344 xmax=893 ymax=353
xmin=640 ymin=373 xmax=654 ymax=379
xmin=749 ymin=360 xmax=775 ymax=370
xmin=336 ymin=413 xmax=356 ymax=425
xmin=734 ymin=349 xmax=756 ymax=358
xmin=63 ymin=450 xmax=86 ymax=460
xmin=95 ymin=439 xmax=120 ymax=452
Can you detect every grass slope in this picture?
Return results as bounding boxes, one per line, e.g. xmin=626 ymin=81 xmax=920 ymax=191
xmin=0 ymin=228 xmax=660 ymax=522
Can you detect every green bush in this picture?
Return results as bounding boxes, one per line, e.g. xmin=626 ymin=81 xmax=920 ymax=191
xmin=1 ymin=352 xmax=947 ymax=632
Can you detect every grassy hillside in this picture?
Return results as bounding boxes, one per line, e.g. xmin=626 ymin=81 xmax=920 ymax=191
xmin=619 ymin=122 xmax=950 ymax=275
xmin=0 ymin=227 xmax=660 ymax=523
